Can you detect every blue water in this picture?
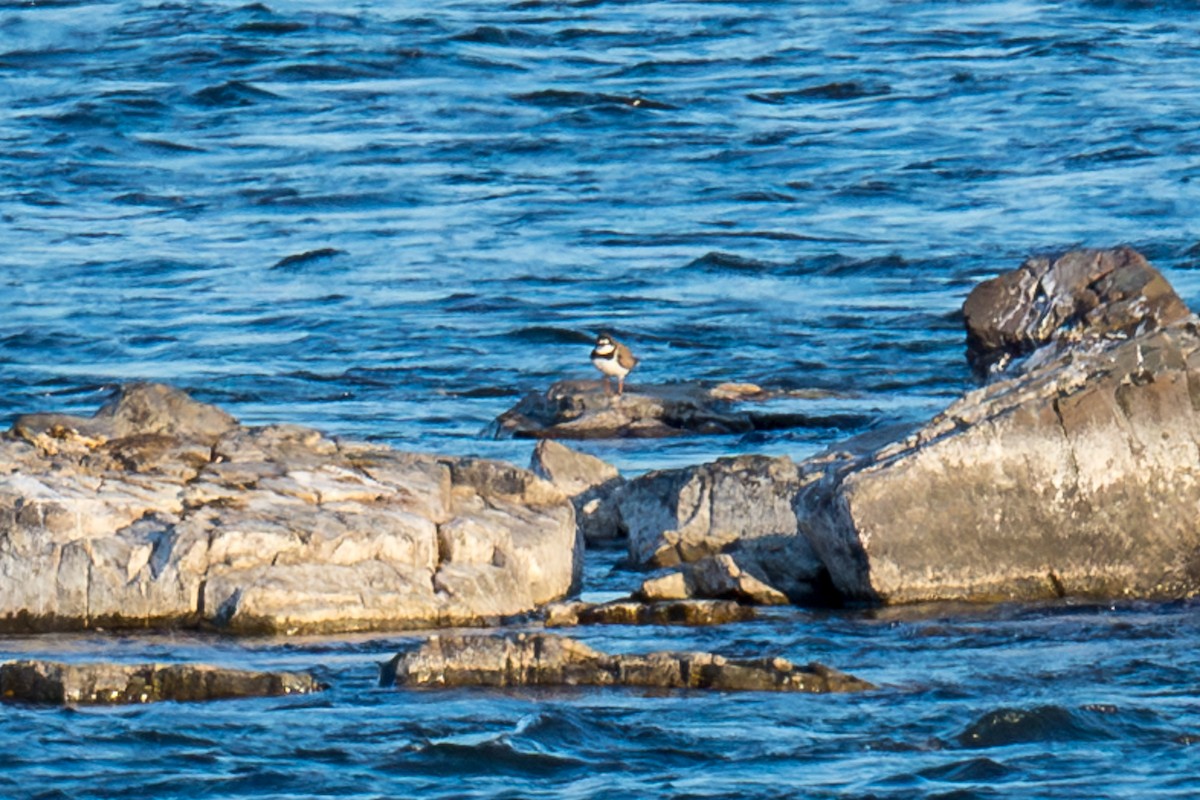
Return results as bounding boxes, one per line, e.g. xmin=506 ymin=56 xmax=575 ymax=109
xmin=2 ymin=0 xmax=1200 ymax=796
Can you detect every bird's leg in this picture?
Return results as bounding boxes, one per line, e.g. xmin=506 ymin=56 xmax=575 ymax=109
xmin=603 ymin=376 xmax=612 ymax=396
xmin=617 ymin=376 xmax=625 ymax=396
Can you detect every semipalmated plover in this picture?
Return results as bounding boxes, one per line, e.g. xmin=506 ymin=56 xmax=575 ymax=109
xmin=591 ymin=332 xmax=638 ymax=395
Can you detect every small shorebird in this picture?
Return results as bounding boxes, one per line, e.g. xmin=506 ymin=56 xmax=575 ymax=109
xmin=591 ymin=332 xmax=638 ymax=396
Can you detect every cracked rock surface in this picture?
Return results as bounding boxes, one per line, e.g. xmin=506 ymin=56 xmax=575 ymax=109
xmin=0 ymin=383 xmax=580 ymax=634
xmin=801 ymin=248 xmax=1200 ymax=604
xmin=382 ymin=632 xmax=875 ymax=693
xmin=592 ymin=247 xmax=1200 ymax=607
xmin=0 ymin=659 xmax=324 ymax=705
xmin=492 ymin=379 xmax=846 ymax=440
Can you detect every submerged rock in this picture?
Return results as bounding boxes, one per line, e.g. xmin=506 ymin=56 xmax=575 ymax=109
xmin=382 ymin=632 xmax=874 ymax=693
xmin=542 ymin=597 xmax=755 ymax=627
xmin=492 ymin=379 xmax=843 ymax=440
xmin=0 ymin=383 xmax=581 ymax=634
xmin=0 ymin=659 xmax=323 ymax=705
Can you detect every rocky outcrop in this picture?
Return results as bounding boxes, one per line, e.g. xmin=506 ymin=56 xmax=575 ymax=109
xmin=963 ymin=246 xmax=1187 ymax=377
xmin=530 ymin=439 xmax=625 ymax=544
xmin=799 ymin=318 xmax=1200 ymax=604
xmin=382 ymin=632 xmax=874 ymax=693
xmin=492 ymin=380 xmax=853 ymax=439
xmin=615 ymin=455 xmax=828 ymax=604
xmin=542 ymin=597 xmax=754 ymax=627
xmin=600 ymin=247 xmax=1200 ymax=608
xmin=796 ymin=247 xmax=1200 ymax=604
xmin=0 ymin=383 xmax=581 ymax=634
xmin=0 ymin=659 xmax=323 ymax=705
xmin=619 ymin=455 xmax=809 ymax=566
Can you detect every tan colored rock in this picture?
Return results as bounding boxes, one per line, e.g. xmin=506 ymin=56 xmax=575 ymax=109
xmin=530 ymin=440 xmax=625 ymax=543
xmin=0 ymin=384 xmax=581 ymax=634
xmin=639 ymin=571 xmax=691 ymax=601
xmin=0 ymin=660 xmax=323 ymax=705
xmin=685 ymin=554 xmax=790 ymax=606
xmin=638 ymin=545 xmax=812 ymax=607
xmin=383 ymin=633 xmax=874 ymax=693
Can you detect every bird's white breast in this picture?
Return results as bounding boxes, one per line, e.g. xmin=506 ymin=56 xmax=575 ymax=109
xmin=592 ymin=355 xmax=629 ymax=377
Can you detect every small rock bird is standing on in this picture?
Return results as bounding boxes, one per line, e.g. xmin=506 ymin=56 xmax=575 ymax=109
xmin=591 ymin=332 xmax=638 ymax=396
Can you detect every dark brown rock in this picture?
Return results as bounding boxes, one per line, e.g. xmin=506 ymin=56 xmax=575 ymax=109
xmin=0 ymin=660 xmax=323 ymax=705
xmin=543 ymin=598 xmax=755 ymax=627
xmin=963 ymin=246 xmax=1188 ymax=377
xmin=382 ymin=633 xmax=875 ymax=693
xmin=492 ymin=380 xmax=847 ymax=440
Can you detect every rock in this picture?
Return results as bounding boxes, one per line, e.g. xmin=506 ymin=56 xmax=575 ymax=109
xmin=617 ymin=454 xmax=824 ymax=574
xmin=491 ymin=379 xmax=848 ymax=440
xmin=797 ymin=248 xmax=1200 ymax=604
xmin=11 ymin=382 xmax=238 ymax=449
xmin=639 ymin=571 xmax=691 ymax=601
xmin=963 ymin=246 xmax=1188 ymax=377
xmin=542 ymin=598 xmax=754 ymax=627
xmin=0 ymin=660 xmax=323 ymax=705
xmin=605 ymin=247 xmax=1200 ymax=608
xmin=682 ymin=554 xmax=791 ymax=605
xmin=638 ymin=544 xmax=815 ymax=606
xmin=0 ymin=383 xmax=581 ymax=634
xmin=381 ymin=633 xmax=874 ymax=693
xmin=530 ymin=440 xmax=625 ymax=543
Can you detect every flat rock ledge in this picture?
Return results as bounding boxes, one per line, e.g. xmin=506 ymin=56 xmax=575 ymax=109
xmin=0 ymin=383 xmax=581 ymax=634
xmin=491 ymin=380 xmax=849 ymax=440
xmin=382 ymin=633 xmax=874 ymax=693
xmin=542 ymin=598 xmax=755 ymax=627
xmin=0 ymin=660 xmax=323 ymax=705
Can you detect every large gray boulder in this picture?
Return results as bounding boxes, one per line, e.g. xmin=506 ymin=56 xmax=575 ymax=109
xmin=382 ymin=632 xmax=875 ymax=693
xmin=800 ymin=318 xmax=1200 ymax=604
xmin=616 ymin=455 xmax=828 ymax=603
xmin=799 ymin=246 xmax=1200 ymax=604
xmin=609 ymin=247 xmax=1200 ymax=607
xmin=0 ymin=383 xmax=581 ymax=634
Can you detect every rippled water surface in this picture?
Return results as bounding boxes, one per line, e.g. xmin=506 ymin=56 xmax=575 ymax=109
xmin=3 ymin=1 xmax=1200 ymax=797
